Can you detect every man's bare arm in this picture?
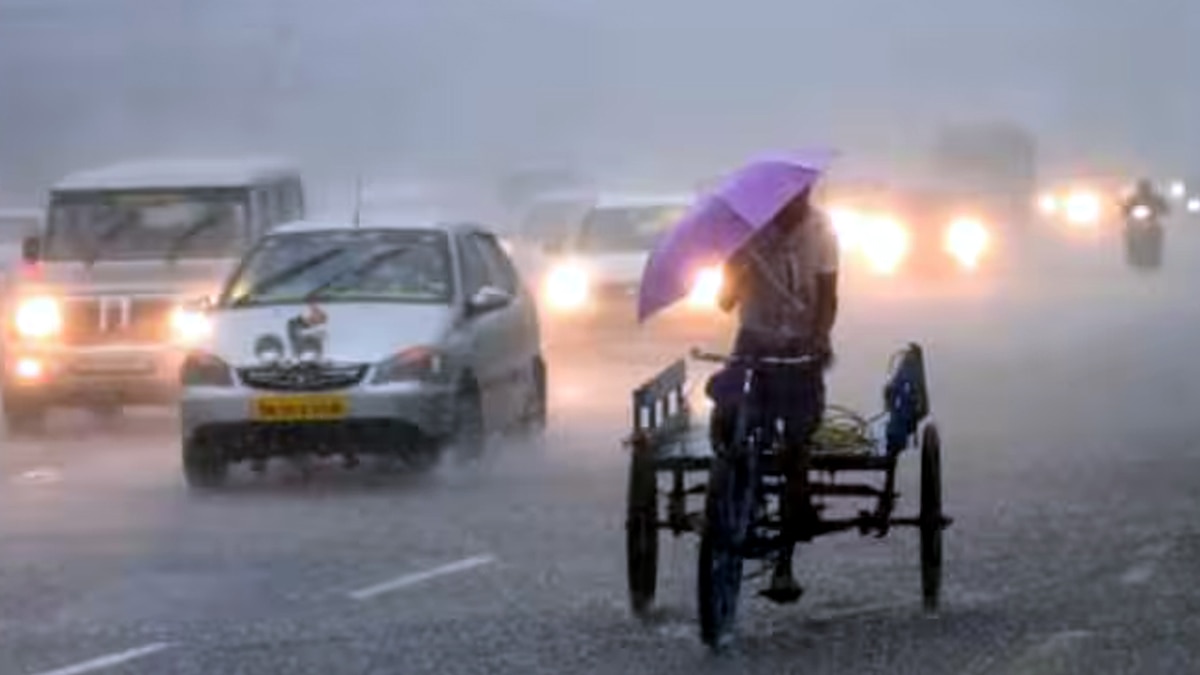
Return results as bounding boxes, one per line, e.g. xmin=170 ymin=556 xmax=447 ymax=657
xmin=813 ymin=271 xmax=838 ymax=341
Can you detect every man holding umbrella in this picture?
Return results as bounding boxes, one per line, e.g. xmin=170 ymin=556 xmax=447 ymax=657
xmin=712 ymin=185 xmax=838 ymax=603
xmin=638 ymin=150 xmax=839 ymax=604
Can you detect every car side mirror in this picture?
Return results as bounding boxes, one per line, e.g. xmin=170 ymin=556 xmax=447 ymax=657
xmin=467 ymin=285 xmax=512 ymax=315
xmin=20 ymin=236 xmax=40 ymax=264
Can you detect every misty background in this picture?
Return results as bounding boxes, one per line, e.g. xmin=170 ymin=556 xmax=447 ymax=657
xmin=1 ymin=0 xmax=1196 ymax=208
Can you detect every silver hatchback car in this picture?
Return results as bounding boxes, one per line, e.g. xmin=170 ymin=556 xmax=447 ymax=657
xmin=179 ymin=219 xmax=545 ymax=488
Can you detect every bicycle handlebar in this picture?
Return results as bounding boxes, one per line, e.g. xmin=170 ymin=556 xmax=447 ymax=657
xmin=690 ymin=347 xmax=818 ymax=367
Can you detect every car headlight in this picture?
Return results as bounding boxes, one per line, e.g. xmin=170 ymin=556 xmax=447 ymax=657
xmin=1187 ymin=197 xmax=1200 ymax=213
xmin=686 ymin=265 xmax=724 ymax=309
xmin=860 ymin=215 xmax=909 ymax=275
xmin=1064 ymin=191 xmax=1101 ymax=225
xmin=543 ymin=261 xmax=590 ymax=311
xmin=1169 ymin=180 xmax=1187 ymax=199
xmin=170 ymin=306 xmax=212 ymax=345
xmin=14 ymin=296 xmax=62 ymax=338
xmin=1038 ymin=193 xmax=1059 ymax=216
xmin=944 ymin=217 xmax=989 ymax=269
xmin=180 ymin=351 xmax=233 ymax=387
xmin=372 ymin=346 xmax=447 ymax=384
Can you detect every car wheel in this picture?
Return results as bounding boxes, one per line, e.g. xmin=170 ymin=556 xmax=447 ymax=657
xmin=450 ymin=382 xmax=486 ymax=462
xmin=183 ymin=437 xmax=228 ymax=490
xmin=3 ymin=390 xmax=47 ymax=437
xmin=520 ymin=357 xmax=548 ymax=434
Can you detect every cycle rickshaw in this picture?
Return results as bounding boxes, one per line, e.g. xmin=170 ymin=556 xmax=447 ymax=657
xmin=624 ymin=342 xmax=951 ymax=649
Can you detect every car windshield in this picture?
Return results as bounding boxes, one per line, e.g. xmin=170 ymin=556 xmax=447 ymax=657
xmin=222 ymin=228 xmax=454 ymax=307
xmin=44 ymin=189 xmax=248 ymax=262
xmin=575 ymin=205 xmax=684 ymax=253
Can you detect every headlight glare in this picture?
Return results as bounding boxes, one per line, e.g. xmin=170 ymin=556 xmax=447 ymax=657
xmin=543 ymin=261 xmax=590 ymax=311
xmin=944 ymin=217 xmax=989 ymax=269
xmin=686 ymin=265 xmax=724 ymax=309
xmin=14 ymin=296 xmax=62 ymax=338
xmin=170 ymin=306 xmax=212 ymax=344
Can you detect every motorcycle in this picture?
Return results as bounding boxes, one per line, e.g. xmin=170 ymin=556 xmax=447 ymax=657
xmin=1124 ymin=204 xmax=1164 ymax=271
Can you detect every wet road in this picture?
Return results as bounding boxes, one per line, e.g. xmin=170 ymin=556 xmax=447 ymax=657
xmin=3 ymin=231 xmax=1200 ymax=674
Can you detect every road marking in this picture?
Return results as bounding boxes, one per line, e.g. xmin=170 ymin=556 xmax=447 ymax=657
xmin=348 ymin=554 xmax=496 ymax=601
xmin=13 ymin=467 xmax=61 ymax=485
xmin=30 ymin=642 xmax=173 ymax=675
xmin=984 ymin=630 xmax=1093 ymax=675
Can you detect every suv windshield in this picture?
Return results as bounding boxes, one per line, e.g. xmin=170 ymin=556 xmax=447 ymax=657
xmin=222 ymin=228 xmax=454 ymax=307
xmin=44 ymin=189 xmax=248 ymax=262
xmin=575 ymin=205 xmax=684 ymax=254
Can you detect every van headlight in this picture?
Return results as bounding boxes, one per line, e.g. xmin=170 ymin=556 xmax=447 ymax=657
xmin=543 ymin=261 xmax=590 ymax=311
xmin=944 ymin=217 xmax=990 ymax=269
xmin=14 ymin=296 xmax=62 ymax=338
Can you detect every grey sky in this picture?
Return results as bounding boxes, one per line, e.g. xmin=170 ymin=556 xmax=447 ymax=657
xmin=0 ymin=0 xmax=1194 ymax=200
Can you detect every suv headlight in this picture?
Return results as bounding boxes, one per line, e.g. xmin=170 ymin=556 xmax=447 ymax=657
xmin=181 ymin=352 xmax=233 ymax=387
xmin=372 ymin=346 xmax=447 ymax=385
xmin=14 ymin=296 xmax=62 ymax=338
xmin=170 ymin=306 xmax=213 ymax=345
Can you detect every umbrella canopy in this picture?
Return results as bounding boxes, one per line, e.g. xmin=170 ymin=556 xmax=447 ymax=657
xmin=637 ymin=149 xmax=836 ymax=322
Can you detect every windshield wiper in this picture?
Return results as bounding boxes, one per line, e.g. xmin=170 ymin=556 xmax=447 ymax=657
xmin=304 ymin=247 xmax=414 ymax=301
xmin=232 ymin=248 xmax=348 ymax=306
xmin=83 ymin=216 xmax=137 ymax=267
xmin=164 ymin=213 xmax=222 ymax=263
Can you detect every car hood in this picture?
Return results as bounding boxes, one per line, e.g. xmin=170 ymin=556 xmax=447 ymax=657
xmin=208 ymin=303 xmax=457 ymax=367
xmin=16 ymin=258 xmax=235 ymax=299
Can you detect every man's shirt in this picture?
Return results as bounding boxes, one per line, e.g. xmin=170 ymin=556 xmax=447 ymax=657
xmin=723 ymin=209 xmax=838 ymax=346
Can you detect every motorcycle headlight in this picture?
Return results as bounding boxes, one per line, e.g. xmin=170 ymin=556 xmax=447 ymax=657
xmin=542 ymin=261 xmax=590 ymax=311
xmin=1131 ymin=204 xmax=1152 ymax=221
xmin=372 ymin=346 xmax=447 ymax=385
xmin=944 ymin=217 xmax=990 ymax=269
xmin=170 ymin=306 xmax=213 ymax=345
xmin=14 ymin=296 xmax=62 ymax=339
xmin=686 ymin=265 xmax=724 ymax=309
xmin=180 ymin=351 xmax=233 ymax=387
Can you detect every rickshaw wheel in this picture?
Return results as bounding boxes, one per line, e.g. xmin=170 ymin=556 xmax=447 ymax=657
xmin=626 ymin=439 xmax=659 ymax=617
xmin=920 ymin=423 xmax=944 ymax=612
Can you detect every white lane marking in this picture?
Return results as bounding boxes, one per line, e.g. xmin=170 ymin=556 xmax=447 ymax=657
xmin=13 ymin=467 xmax=61 ymax=485
xmin=1121 ymin=561 xmax=1158 ymax=585
xmin=986 ymin=630 xmax=1093 ymax=675
xmin=29 ymin=642 xmax=173 ymax=675
xmin=348 ymin=554 xmax=496 ymax=601
xmin=1121 ymin=542 xmax=1172 ymax=586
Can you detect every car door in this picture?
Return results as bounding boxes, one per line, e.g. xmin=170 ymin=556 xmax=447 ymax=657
xmin=456 ymin=231 xmax=513 ymax=430
xmin=470 ymin=231 xmax=540 ymax=425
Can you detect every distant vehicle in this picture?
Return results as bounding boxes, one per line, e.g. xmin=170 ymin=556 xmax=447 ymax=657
xmin=823 ymin=180 xmax=997 ymax=279
xmin=930 ymin=122 xmax=1039 ymax=232
xmin=1 ymin=158 xmax=305 ymax=434
xmin=537 ymin=193 xmax=722 ymax=327
xmin=178 ymin=219 xmax=545 ymax=488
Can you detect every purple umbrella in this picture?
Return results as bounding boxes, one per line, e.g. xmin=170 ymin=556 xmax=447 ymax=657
xmin=637 ymin=148 xmax=836 ymax=322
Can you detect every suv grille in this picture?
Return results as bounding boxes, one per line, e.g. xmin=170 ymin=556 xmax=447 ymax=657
xmin=61 ymin=296 xmax=177 ymax=345
xmin=237 ymin=363 xmax=368 ymax=392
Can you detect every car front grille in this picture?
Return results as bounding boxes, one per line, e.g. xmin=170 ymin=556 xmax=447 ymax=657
xmin=237 ymin=363 xmax=369 ymax=392
xmin=61 ymin=296 xmax=177 ymax=345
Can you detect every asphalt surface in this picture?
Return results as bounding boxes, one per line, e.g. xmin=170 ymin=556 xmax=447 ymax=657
xmin=3 ymin=227 xmax=1200 ymax=674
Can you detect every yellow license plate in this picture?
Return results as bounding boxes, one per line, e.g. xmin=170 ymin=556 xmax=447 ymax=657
xmin=253 ymin=395 xmax=348 ymax=422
